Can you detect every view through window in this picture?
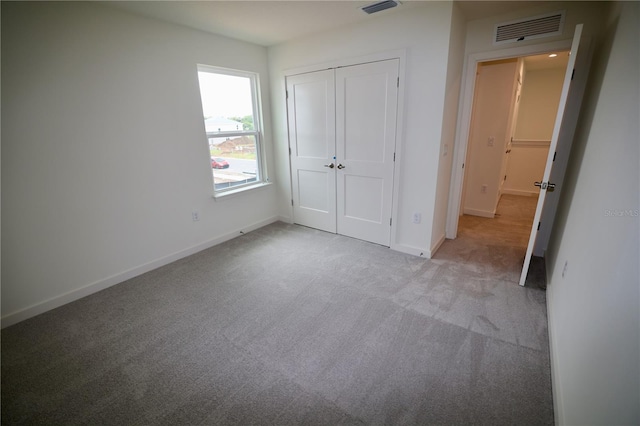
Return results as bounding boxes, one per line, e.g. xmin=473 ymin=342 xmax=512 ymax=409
xmin=196 ymin=66 xmax=264 ymax=194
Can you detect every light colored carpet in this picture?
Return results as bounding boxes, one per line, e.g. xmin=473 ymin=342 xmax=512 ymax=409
xmin=2 ymin=201 xmax=553 ymax=425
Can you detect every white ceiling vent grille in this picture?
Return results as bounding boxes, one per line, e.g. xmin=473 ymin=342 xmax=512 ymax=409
xmin=361 ymin=0 xmax=400 ymax=15
xmin=494 ymin=11 xmax=565 ymax=45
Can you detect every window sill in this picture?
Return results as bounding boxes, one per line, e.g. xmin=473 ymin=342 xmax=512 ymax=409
xmin=212 ymin=181 xmax=272 ymax=201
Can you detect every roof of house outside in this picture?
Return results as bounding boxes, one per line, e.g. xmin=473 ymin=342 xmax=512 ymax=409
xmin=205 ymin=116 xmax=242 ymax=133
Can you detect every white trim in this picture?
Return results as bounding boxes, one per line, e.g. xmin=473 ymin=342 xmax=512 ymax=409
xmin=446 ymin=39 xmax=573 ymax=240
xmin=213 ymin=181 xmax=272 ymax=200
xmin=1 ymin=216 xmax=283 ymax=328
xmin=512 ymin=139 xmax=551 ymax=147
xmin=546 ymin=286 xmax=564 ymax=425
xmin=463 ymin=208 xmax=495 ymax=218
xmin=502 ymin=188 xmax=539 ymax=197
xmin=283 ymin=49 xmax=407 ymax=77
xmin=390 ymin=242 xmax=429 ymax=258
xmin=430 ymin=233 xmax=446 ymax=257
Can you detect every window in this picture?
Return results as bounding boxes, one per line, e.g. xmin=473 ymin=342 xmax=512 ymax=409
xmin=196 ymin=65 xmax=267 ymax=195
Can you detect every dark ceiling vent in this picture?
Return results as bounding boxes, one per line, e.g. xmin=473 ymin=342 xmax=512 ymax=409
xmin=361 ymin=0 xmax=400 ymax=15
xmin=494 ymin=11 xmax=565 ymax=45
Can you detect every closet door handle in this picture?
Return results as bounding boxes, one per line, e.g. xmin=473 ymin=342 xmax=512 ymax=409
xmin=324 ymin=163 xmax=335 ymax=169
xmin=336 ymin=164 xmax=345 ymax=170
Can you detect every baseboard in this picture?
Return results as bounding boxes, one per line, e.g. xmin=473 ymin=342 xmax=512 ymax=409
xmin=1 ymin=216 xmax=282 ymax=328
xmin=546 ymin=282 xmax=563 ymax=426
xmin=429 ymin=233 xmax=446 ymax=258
xmin=390 ymin=243 xmax=430 ymax=259
xmin=501 ymin=188 xmax=539 ymax=197
xmin=463 ymin=207 xmax=495 ymax=218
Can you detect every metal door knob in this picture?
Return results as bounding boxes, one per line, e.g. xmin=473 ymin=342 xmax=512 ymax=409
xmin=534 ymin=181 xmax=556 ymax=191
xmin=324 ymin=163 xmax=335 ymax=169
xmin=336 ymin=164 xmax=345 ymax=169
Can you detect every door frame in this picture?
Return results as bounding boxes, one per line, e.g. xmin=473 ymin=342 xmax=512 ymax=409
xmin=284 ymin=49 xmax=407 ymax=249
xmin=446 ymin=39 xmax=574 ymax=239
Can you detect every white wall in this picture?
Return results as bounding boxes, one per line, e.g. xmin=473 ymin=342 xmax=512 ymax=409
xmin=504 ymin=65 xmax=566 ymax=196
xmin=503 ymin=144 xmax=548 ymax=196
xmin=430 ymin=2 xmax=467 ymax=251
xmin=1 ymin=2 xmax=279 ymax=326
xmin=268 ymin=2 xmax=456 ymax=256
xmin=464 ymin=1 xmax=608 ymax=55
xmin=463 ymin=59 xmax=517 ymax=217
xmin=546 ymin=1 xmax=639 ymax=424
xmin=514 ymin=67 xmax=566 ymax=140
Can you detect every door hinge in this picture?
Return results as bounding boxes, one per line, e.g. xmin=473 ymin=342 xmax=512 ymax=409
xmin=397 ymin=77 xmax=399 ymax=87
xmin=291 ymin=199 xmax=294 ymax=206
xmin=504 ymin=175 xmax=507 ymax=181
xmin=537 ymin=221 xmax=541 ymax=231
xmin=289 ymin=147 xmax=292 ymax=155
xmin=553 ymin=151 xmax=557 ymax=161
xmin=390 ymin=218 xmax=392 ymax=226
xmin=286 ymin=90 xmax=289 ymax=99
xmin=393 ymin=152 xmax=396 ymax=162
xmin=462 ymin=163 xmax=465 ymax=169
xmin=571 ymin=69 xmax=575 ymax=80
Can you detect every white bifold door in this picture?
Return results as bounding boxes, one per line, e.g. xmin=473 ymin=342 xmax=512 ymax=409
xmin=287 ymin=59 xmax=399 ymax=246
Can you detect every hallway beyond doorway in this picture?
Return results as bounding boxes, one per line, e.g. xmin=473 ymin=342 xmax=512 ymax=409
xmin=435 ymin=194 xmax=546 ymax=288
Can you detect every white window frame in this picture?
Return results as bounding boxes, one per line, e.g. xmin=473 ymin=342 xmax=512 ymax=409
xmin=196 ymin=64 xmax=268 ymax=197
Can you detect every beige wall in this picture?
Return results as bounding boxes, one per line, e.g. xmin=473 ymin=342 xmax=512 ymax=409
xmin=515 ymin=67 xmax=567 ymax=140
xmin=546 ymin=1 xmax=639 ymax=423
xmin=463 ymin=59 xmax=517 ymax=217
xmin=504 ymin=65 xmax=566 ymax=196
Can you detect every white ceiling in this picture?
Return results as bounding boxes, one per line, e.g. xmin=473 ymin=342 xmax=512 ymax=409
xmin=103 ymin=1 xmax=545 ymax=47
xmin=524 ymin=51 xmax=571 ymax=71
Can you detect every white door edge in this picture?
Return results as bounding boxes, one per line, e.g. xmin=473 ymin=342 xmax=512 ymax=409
xmin=518 ymin=24 xmax=584 ymax=287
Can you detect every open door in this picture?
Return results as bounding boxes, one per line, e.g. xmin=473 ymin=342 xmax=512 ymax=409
xmin=519 ymin=24 xmax=585 ymax=286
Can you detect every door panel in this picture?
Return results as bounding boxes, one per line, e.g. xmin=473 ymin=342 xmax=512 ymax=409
xmin=287 ymin=70 xmax=336 ymax=233
xmin=336 ymin=59 xmax=399 ymax=246
xmin=519 ymin=24 xmax=584 ymax=286
xmin=343 ymin=175 xmax=384 ymax=223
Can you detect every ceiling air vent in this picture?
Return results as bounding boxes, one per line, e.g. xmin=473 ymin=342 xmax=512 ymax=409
xmin=494 ymin=11 xmax=565 ymax=45
xmin=361 ymin=0 xmax=400 ymax=15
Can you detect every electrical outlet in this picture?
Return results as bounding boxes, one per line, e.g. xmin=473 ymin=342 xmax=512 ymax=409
xmin=192 ymin=211 xmax=200 ymax=221
xmin=412 ymin=212 xmax=421 ymax=224
xmin=481 ymin=184 xmax=488 ymax=194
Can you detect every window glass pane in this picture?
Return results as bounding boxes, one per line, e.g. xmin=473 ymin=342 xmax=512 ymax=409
xmin=196 ymin=66 xmax=265 ymax=195
xmin=197 ymin=72 xmax=255 ymax=133
xmin=210 ymin=135 xmax=259 ymax=191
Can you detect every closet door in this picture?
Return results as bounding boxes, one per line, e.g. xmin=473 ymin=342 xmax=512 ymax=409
xmin=335 ymin=59 xmax=399 ymax=246
xmin=286 ymin=70 xmax=336 ymax=233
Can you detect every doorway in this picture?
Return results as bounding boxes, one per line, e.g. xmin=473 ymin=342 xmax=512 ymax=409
xmin=286 ymin=59 xmax=400 ymax=246
xmin=459 ymin=51 xmax=570 ymax=257
xmin=447 ymin=25 xmax=591 ymax=286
